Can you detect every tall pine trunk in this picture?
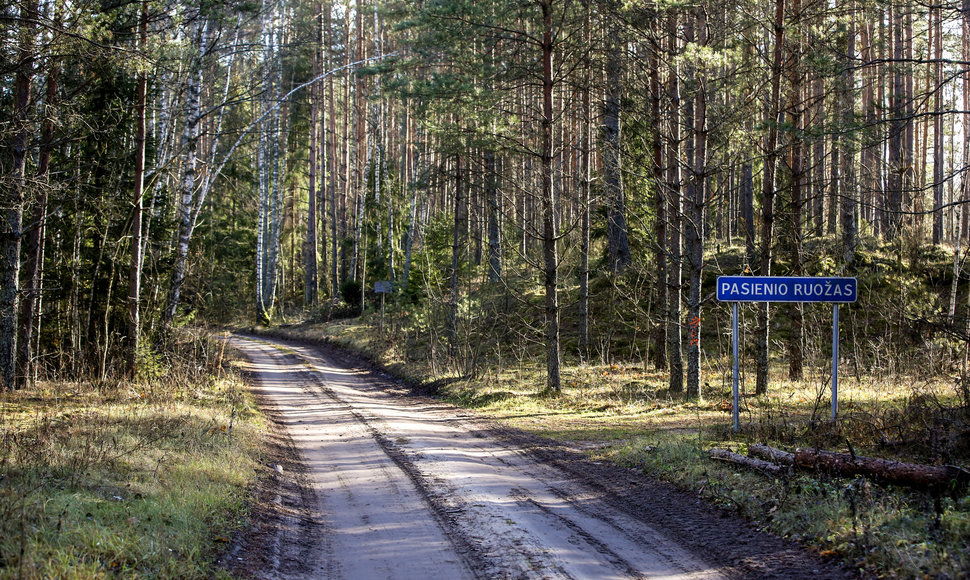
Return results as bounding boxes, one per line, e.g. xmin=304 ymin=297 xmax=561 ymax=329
xmin=541 ymin=0 xmax=562 ymax=393
xmin=932 ymin=3 xmax=944 ymax=245
xmin=787 ymin=0 xmax=804 ymax=381
xmin=887 ymin=5 xmax=904 ymax=239
xmin=685 ymin=7 xmax=707 ymax=400
xmin=840 ymin=5 xmax=858 ymax=266
xmin=666 ymin=10 xmax=684 ymax=394
xmin=650 ymin=15 xmax=667 ymax=371
xmin=756 ymin=0 xmax=786 ymax=395
xmin=578 ymin=1 xmax=592 ymax=362
xmin=306 ymin=18 xmax=321 ymax=308
xmin=2 ymin=0 xmax=38 ymax=389
xmin=449 ymin=154 xmax=464 ymax=357
xmin=602 ymin=1 xmax=631 ymax=273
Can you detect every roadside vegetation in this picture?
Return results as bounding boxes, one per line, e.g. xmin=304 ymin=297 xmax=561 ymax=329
xmin=258 ymin=238 xmax=970 ymax=579
xmin=0 ymin=331 xmax=264 ymax=579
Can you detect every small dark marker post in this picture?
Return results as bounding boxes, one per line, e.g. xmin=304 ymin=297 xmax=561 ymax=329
xmin=375 ymin=281 xmax=392 ymax=337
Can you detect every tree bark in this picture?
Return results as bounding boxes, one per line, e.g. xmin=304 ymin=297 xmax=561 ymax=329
xmin=128 ymin=0 xmax=148 ymax=377
xmin=887 ymin=5 xmax=904 ymax=239
xmin=749 ymin=443 xmax=795 ymax=465
xmin=485 ymin=148 xmax=502 ymax=282
xmin=449 ymin=154 xmax=464 ymax=357
xmin=20 ymin=6 xmax=57 ymax=385
xmin=811 ymin=75 xmax=825 ymax=237
xmin=756 ymin=0 xmax=786 ymax=395
xmin=787 ymin=0 xmax=804 ymax=381
xmin=1 ymin=0 xmax=38 ymax=389
xmin=650 ymin=15 xmax=667 ymax=371
xmin=166 ymin=15 xmax=208 ymax=326
xmin=860 ymin=16 xmax=878 ymax=233
xmin=794 ymin=448 xmax=970 ymax=492
xmin=840 ymin=6 xmax=857 ymax=266
xmin=602 ymin=0 xmax=631 ymax=273
xmin=666 ymin=9 xmax=683 ymax=394
xmin=541 ymin=0 xmax=561 ymax=393
xmin=685 ymin=7 xmax=707 ymax=400
xmin=932 ymin=3 xmax=944 ymax=245
xmin=306 ymin=8 xmax=321 ymax=308
xmin=709 ymin=448 xmax=786 ymax=476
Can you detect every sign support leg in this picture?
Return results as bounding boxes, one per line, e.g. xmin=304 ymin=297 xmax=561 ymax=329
xmin=832 ymin=303 xmax=839 ymax=422
xmin=732 ymin=302 xmax=740 ymax=432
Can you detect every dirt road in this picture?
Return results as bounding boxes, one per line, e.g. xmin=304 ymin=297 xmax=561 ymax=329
xmin=224 ymin=334 xmax=853 ymax=580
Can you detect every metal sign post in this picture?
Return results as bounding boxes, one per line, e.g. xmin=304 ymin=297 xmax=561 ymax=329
xmin=732 ymin=302 xmax=740 ymax=432
xmin=717 ymin=276 xmax=857 ymax=431
xmin=832 ymin=304 xmax=839 ymax=422
xmin=375 ymin=281 xmax=392 ymax=336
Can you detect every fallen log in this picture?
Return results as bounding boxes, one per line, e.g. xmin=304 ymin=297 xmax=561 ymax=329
xmin=748 ymin=444 xmax=794 ymax=466
xmin=709 ymin=448 xmax=786 ymax=476
xmin=794 ymin=448 xmax=970 ymax=493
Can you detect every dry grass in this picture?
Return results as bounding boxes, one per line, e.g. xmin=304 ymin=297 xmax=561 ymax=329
xmin=0 ymin=331 xmax=265 ymax=579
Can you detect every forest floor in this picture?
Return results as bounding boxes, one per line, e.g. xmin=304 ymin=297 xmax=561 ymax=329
xmin=0 ymin=331 xmax=266 ymax=579
xmin=252 ymin=317 xmax=970 ymax=579
xmin=222 ymin=332 xmax=851 ymax=579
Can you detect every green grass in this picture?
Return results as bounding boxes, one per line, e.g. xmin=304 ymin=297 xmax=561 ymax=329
xmin=606 ymin=434 xmax=970 ymax=578
xmin=0 ymin=333 xmax=265 ymax=579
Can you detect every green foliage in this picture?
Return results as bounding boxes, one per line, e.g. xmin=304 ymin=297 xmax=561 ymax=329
xmin=340 ymin=279 xmax=364 ymax=312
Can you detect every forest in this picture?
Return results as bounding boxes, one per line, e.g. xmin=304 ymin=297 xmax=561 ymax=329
xmin=2 ymin=0 xmax=970 ymax=395
xmin=0 ymin=0 xmax=967 ymax=393
xmin=2 ymin=0 xmax=970 ymax=575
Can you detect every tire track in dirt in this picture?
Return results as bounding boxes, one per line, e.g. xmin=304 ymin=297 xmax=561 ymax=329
xmin=226 ymin=334 xmax=855 ymax=579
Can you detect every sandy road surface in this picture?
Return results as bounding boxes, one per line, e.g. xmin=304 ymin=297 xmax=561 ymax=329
xmin=224 ymin=334 xmax=854 ymax=580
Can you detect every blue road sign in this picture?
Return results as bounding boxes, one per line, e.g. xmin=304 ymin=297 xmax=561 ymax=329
xmin=716 ymin=276 xmax=857 ymax=303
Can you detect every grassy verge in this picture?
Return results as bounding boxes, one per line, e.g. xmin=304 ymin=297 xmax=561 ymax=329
xmin=0 ymin=330 xmax=265 ymax=579
xmin=257 ymin=316 xmax=970 ymax=578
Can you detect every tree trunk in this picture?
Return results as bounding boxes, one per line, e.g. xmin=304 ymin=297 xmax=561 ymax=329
xmin=449 ymin=154 xmax=463 ymax=357
xmin=485 ymin=148 xmax=502 ymax=282
xmin=903 ymin=10 xmax=914 ymax=232
xmin=541 ymin=0 xmax=561 ymax=393
xmin=650 ymin=16 xmax=667 ymax=371
xmin=811 ymin=75 xmax=825 ymax=237
xmin=741 ymin=47 xmax=756 ymax=264
xmin=840 ymin=6 xmax=858 ymax=266
xmin=1 ymin=0 xmax=38 ymax=389
xmin=602 ymin=1 xmax=632 ymax=273
xmin=887 ymin=5 xmax=904 ymax=239
xmin=787 ymin=0 xmax=804 ymax=381
xmin=685 ymin=8 xmax=707 ymax=400
xmin=860 ymin=16 xmax=877 ymax=233
xmin=932 ymin=3 xmax=944 ymax=245
xmin=756 ymin=0 xmax=786 ymax=395
xmin=128 ymin=0 xmax=148 ymax=377
xmin=20 ymin=12 xmax=57 ymax=385
xmin=748 ymin=443 xmax=795 ymax=464
xmin=166 ymin=16 xmax=208 ymax=326
xmin=666 ymin=10 xmax=683 ymax=394
xmin=306 ymin=11 xmax=321 ymax=308
xmin=794 ymin=448 xmax=970 ymax=492
xmin=742 ymin=162 xmax=755 ymax=264
xmin=709 ymin=448 xmax=786 ymax=476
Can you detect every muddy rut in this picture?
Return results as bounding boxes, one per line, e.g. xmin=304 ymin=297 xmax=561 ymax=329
xmin=223 ymin=334 xmax=854 ymax=580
